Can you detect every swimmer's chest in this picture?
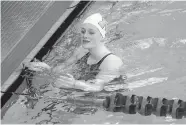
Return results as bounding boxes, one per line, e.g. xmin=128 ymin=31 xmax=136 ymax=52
xmin=72 ymin=53 xmax=101 ymax=81
xmin=87 ymin=56 xmax=100 ymax=65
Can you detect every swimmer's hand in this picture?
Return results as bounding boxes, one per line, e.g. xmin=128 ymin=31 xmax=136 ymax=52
xmin=24 ymin=61 xmax=51 ymax=72
xmin=54 ymin=73 xmax=105 ymax=92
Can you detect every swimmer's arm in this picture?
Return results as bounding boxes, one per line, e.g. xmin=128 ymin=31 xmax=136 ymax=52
xmin=56 ymin=68 xmax=122 ymax=92
xmin=73 ymin=79 xmax=105 ymax=92
xmin=74 ymin=61 xmax=123 ymax=92
xmin=55 ymin=55 xmax=123 ymax=91
xmin=73 ymin=71 xmax=120 ymax=92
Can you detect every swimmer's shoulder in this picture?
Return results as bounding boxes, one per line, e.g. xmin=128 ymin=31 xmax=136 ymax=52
xmin=100 ymin=54 xmax=123 ymax=70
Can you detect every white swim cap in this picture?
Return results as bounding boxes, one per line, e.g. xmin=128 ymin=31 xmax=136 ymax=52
xmin=83 ymin=13 xmax=106 ymax=38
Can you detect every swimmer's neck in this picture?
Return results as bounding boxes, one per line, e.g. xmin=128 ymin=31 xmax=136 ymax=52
xmin=88 ymin=44 xmax=111 ymax=61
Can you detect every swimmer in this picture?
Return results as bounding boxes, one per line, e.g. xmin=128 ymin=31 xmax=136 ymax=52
xmin=26 ymin=13 xmax=125 ymax=92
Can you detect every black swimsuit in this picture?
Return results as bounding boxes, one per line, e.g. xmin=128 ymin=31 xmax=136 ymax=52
xmin=71 ymin=52 xmax=113 ymax=81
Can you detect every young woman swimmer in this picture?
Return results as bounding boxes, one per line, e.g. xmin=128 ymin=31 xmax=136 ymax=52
xmin=26 ymin=13 xmax=125 ymax=92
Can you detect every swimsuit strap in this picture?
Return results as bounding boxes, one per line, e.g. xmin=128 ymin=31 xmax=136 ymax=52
xmin=76 ymin=52 xmax=90 ymax=64
xmin=97 ymin=53 xmax=113 ymax=65
xmin=84 ymin=52 xmax=91 ymax=59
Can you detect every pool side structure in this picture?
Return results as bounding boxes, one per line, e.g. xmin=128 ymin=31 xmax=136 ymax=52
xmin=1 ymin=0 xmax=92 ymax=118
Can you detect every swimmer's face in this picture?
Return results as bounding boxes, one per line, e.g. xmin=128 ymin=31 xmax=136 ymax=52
xmin=80 ymin=23 xmax=103 ymax=49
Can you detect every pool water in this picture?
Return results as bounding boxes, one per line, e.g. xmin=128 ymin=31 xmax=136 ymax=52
xmin=2 ymin=1 xmax=186 ymax=124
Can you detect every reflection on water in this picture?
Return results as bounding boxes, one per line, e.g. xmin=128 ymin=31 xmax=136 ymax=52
xmin=2 ymin=1 xmax=186 ymax=124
